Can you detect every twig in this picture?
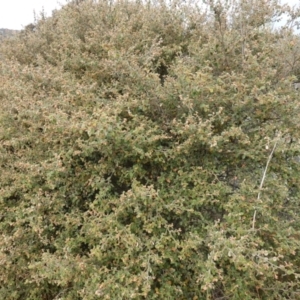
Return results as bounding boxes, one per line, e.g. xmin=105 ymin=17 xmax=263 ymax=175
xmin=252 ymin=138 xmax=279 ymax=230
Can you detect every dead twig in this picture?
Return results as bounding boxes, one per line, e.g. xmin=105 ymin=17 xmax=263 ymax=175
xmin=252 ymin=136 xmax=279 ymax=230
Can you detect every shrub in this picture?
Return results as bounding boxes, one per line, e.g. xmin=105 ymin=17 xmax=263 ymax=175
xmin=0 ymin=0 xmax=300 ymax=299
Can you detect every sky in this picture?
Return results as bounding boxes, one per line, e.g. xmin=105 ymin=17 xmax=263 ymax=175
xmin=0 ymin=0 xmax=299 ymax=30
xmin=0 ymin=0 xmax=67 ymax=30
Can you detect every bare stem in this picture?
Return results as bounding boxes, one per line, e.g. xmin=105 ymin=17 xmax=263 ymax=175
xmin=252 ymin=138 xmax=279 ymax=230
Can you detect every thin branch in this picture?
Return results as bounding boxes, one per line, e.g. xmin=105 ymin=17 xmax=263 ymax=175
xmin=252 ymin=137 xmax=279 ymax=230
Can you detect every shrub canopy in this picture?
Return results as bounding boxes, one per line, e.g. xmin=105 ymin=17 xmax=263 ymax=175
xmin=1 ymin=0 xmax=300 ymax=299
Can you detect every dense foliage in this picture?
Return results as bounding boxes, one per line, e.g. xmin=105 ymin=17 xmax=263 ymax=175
xmin=1 ymin=0 xmax=300 ymax=299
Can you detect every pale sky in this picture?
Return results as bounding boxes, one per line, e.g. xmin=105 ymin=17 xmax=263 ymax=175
xmin=0 ymin=0 xmax=299 ymax=30
xmin=0 ymin=0 xmax=67 ymax=30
